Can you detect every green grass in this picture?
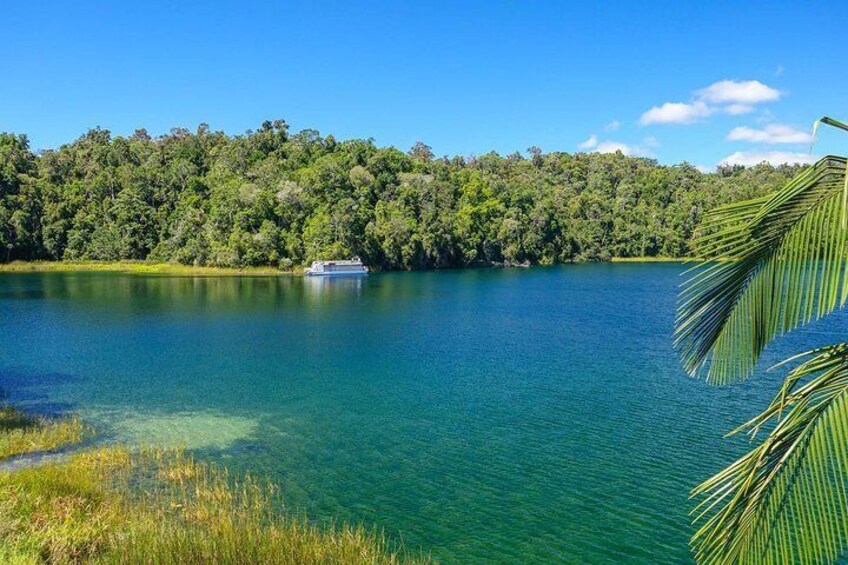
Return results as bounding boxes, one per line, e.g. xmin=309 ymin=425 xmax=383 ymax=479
xmin=1 ymin=258 xmax=692 ymax=276
xmin=609 ymin=256 xmax=688 ymax=263
xmin=0 ymin=411 xmax=429 ymax=564
xmin=0 ymin=261 xmax=300 ymax=276
xmin=0 ymin=407 xmax=87 ymax=460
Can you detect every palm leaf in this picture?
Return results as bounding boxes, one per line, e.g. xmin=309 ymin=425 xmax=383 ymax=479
xmin=675 ymin=154 xmax=848 ymax=384
xmin=814 ymin=117 xmax=848 ymax=140
xmin=691 ymin=343 xmax=848 ymax=564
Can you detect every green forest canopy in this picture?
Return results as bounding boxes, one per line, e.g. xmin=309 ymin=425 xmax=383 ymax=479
xmin=0 ymin=120 xmax=802 ymax=270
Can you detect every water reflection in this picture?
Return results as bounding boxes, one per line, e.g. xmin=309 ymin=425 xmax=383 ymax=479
xmin=302 ymin=275 xmax=365 ymax=302
xmin=0 ymin=271 xmax=443 ymax=319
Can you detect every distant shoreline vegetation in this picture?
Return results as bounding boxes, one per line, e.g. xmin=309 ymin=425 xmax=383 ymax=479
xmin=0 ymin=121 xmax=802 ymax=271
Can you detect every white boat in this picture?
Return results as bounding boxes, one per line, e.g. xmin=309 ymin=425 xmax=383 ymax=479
xmin=304 ymin=258 xmax=368 ymax=276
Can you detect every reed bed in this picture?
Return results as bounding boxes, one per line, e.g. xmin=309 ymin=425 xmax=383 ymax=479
xmin=0 ymin=407 xmax=87 ymax=460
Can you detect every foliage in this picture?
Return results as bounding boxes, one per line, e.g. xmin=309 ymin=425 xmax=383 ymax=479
xmin=675 ymin=117 xmax=848 ymax=564
xmin=0 ymin=124 xmax=801 ymax=269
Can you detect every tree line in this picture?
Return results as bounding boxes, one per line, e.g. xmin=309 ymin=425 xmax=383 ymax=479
xmin=0 ymin=120 xmax=801 ymax=269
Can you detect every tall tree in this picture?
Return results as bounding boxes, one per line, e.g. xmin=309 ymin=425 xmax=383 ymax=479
xmin=0 ymin=120 xmax=802 ymax=269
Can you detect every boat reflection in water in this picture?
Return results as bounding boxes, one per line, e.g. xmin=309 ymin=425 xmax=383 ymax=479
xmin=303 ymin=270 xmax=366 ymax=300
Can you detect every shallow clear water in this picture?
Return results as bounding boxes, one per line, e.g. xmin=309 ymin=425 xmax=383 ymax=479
xmin=0 ymin=265 xmax=844 ymax=563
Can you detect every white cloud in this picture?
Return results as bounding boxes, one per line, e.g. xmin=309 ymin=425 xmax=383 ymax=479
xmin=640 ymin=100 xmax=712 ymax=125
xmin=695 ymin=164 xmax=712 ymax=174
xmin=724 ymin=104 xmax=755 ymax=115
xmin=590 ymin=141 xmax=654 ymax=158
xmin=697 ymin=80 xmax=781 ymax=104
xmin=719 ymin=151 xmax=817 ymax=167
xmin=642 ymin=136 xmax=659 ymax=147
xmin=578 ymin=134 xmax=598 ymax=149
xmin=775 ymin=65 xmax=784 ymax=77
xmin=596 ymin=141 xmax=632 ymax=154
xmin=604 ymin=120 xmax=621 ymax=132
xmin=640 ymin=79 xmax=781 ymax=127
xmin=726 ymin=124 xmax=812 ymax=144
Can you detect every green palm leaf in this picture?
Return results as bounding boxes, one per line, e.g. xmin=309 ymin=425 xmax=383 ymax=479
xmin=691 ymin=344 xmax=848 ymax=564
xmin=677 ymin=117 xmax=848 ymax=564
xmin=675 ymin=153 xmax=848 ymax=384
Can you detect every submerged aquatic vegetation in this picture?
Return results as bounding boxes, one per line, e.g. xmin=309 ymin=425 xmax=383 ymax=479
xmin=0 ymin=413 xmax=427 ymax=564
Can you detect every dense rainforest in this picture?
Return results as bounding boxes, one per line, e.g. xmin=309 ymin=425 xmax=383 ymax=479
xmin=0 ymin=120 xmax=800 ymax=269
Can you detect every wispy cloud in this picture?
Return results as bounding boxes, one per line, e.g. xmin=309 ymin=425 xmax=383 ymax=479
xmin=755 ymin=109 xmax=777 ymax=124
xmin=604 ymin=120 xmax=621 ymax=132
xmin=719 ymin=151 xmax=816 ymax=167
xmin=578 ymin=134 xmax=598 ymax=149
xmin=725 ymin=104 xmax=755 ymax=115
xmin=726 ymin=124 xmax=812 ymax=144
xmin=640 ymin=79 xmax=781 ymax=125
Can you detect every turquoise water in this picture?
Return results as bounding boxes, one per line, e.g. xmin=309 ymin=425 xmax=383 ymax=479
xmin=0 ymin=265 xmax=844 ymax=563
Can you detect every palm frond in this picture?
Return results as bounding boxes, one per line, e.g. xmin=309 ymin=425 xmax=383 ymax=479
xmin=691 ymin=343 xmax=848 ymax=564
xmin=675 ymin=155 xmax=848 ymax=383
xmin=816 ymin=116 xmax=848 ymax=136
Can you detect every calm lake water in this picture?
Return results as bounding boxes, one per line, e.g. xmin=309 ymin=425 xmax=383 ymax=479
xmin=0 ymin=264 xmax=844 ymax=563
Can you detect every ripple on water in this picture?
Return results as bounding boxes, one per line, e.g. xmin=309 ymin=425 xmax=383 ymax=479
xmin=2 ymin=266 xmax=847 ymax=563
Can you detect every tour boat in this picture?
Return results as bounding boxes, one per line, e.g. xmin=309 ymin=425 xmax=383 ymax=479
xmin=304 ymin=258 xmax=368 ymax=276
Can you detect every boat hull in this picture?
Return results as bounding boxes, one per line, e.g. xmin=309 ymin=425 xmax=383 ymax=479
xmin=304 ymin=269 xmax=368 ymax=276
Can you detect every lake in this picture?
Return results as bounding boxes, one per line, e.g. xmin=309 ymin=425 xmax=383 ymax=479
xmin=0 ymin=264 xmax=844 ymax=563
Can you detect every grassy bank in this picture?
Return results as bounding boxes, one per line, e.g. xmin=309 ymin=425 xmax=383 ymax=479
xmin=0 ymin=258 xmax=693 ymax=276
xmin=609 ymin=256 xmax=688 ymax=263
xmin=0 ymin=407 xmax=87 ymax=459
xmin=0 ymin=407 xmax=428 ymax=564
xmin=0 ymin=261 xmax=299 ymax=276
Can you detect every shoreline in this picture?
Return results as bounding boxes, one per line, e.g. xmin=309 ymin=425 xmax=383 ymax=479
xmin=609 ymin=256 xmax=689 ymax=263
xmin=0 ymin=260 xmax=300 ymax=276
xmin=0 ymin=257 xmax=691 ymax=276
xmin=0 ymin=403 xmax=426 ymax=563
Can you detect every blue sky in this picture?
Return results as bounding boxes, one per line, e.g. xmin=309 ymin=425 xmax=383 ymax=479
xmin=2 ymin=1 xmax=846 ymax=169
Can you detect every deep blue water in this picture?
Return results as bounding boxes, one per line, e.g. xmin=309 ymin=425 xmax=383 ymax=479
xmin=0 ymin=264 xmax=844 ymax=563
